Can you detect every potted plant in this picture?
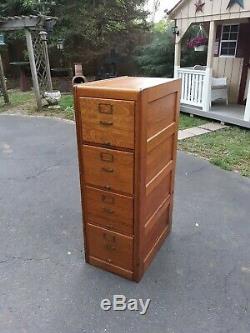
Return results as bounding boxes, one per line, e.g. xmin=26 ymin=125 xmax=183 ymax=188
xmin=187 ymin=36 xmax=208 ymax=51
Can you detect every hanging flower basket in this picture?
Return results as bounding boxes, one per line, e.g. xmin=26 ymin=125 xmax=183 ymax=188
xmin=194 ymin=45 xmax=206 ymax=52
xmin=187 ymin=36 xmax=208 ymax=51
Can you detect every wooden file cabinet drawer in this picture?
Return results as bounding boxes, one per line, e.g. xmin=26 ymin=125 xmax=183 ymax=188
xmin=80 ymin=97 xmax=135 ymax=149
xmin=87 ymin=223 xmax=133 ymax=271
xmin=85 ymin=186 xmax=134 ymax=235
xmin=82 ymin=145 xmax=134 ymax=195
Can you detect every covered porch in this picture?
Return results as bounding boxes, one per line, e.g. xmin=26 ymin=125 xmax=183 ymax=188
xmin=181 ymin=103 xmax=250 ymax=129
xmin=169 ymin=0 xmax=250 ymax=129
xmin=176 ymin=64 xmax=250 ymax=128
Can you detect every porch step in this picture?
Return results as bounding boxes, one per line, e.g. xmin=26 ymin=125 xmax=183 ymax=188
xmin=178 ymin=122 xmax=227 ymax=140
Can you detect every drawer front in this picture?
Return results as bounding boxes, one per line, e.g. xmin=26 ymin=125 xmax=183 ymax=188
xmin=80 ymin=97 xmax=135 ymax=149
xmin=82 ymin=145 xmax=134 ymax=194
xmin=87 ymin=223 xmax=133 ymax=271
xmin=85 ymin=186 xmax=134 ymax=235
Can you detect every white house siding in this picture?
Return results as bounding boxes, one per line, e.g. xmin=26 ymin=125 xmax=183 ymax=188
xmin=169 ymin=0 xmax=250 ymax=104
xmin=170 ymin=0 xmax=250 ymax=42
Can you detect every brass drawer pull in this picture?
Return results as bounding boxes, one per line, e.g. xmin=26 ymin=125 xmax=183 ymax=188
xmin=100 ymin=152 xmax=113 ymax=162
xmin=102 ymin=167 xmax=114 ymax=173
xmin=103 ymin=233 xmax=116 ymax=242
xmin=105 ymin=245 xmax=116 ymax=251
xmin=106 ymin=224 xmax=113 ymax=230
xmin=103 ymin=207 xmax=114 ymax=214
xmin=98 ymin=103 xmax=113 ymax=114
xmin=103 ymin=233 xmax=116 ymax=251
xmin=102 ymin=195 xmax=114 ymax=204
xmin=100 ymin=120 xmax=113 ymax=126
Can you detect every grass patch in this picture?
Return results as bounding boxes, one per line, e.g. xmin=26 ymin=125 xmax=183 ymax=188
xmin=179 ymin=127 xmax=250 ymax=177
xmin=0 ymin=90 xmax=35 ymax=111
xmin=179 ymin=113 xmax=209 ymax=130
xmin=42 ymin=94 xmax=74 ymax=120
xmin=1 ymin=90 xmax=75 ymax=120
xmin=59 ymin=94 xmax=73 ymax=110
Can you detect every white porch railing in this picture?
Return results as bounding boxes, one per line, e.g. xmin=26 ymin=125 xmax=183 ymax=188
xmin=176 ymin=68 xmax=207 ymax=108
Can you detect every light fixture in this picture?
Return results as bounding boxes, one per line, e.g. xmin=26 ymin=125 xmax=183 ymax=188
xmin=171 ymin=25 xmax=179 ymax=36
xmin=39 ymin=31 xmax=48 ymax=42
xmin=0 ymin=33 xmax=6 ymax=46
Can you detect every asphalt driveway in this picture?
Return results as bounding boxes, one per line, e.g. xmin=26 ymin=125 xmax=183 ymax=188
xmin=0 ymin=115 xmax=249 ymax=333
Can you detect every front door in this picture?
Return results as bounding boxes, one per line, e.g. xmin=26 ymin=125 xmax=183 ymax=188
xmin=238 ymin=56 xmax=250 ymax=105
xmin=237 ymin=22 xmax=250 ymax=105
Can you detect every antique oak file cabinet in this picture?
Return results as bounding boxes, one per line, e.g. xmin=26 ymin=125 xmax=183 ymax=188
xmin=74 ymin=77 xmax=181 ymax=282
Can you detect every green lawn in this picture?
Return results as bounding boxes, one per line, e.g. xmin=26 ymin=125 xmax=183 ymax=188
xmin=179 ymin=113 xmax=208 ymax=130
xmin=179 ymin=127 xmax=250 ymax=177
xmin=0 ymin=90 xmax=34 ymax=111
xmin=0 ymin=90 xmax=75 ymax=120
xmin=59 ymin=94 xmax=73 ymax=110
xmin=42 ymin=94 xmax=74 ymax=120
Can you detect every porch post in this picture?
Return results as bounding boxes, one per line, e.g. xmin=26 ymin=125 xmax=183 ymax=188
xmin=244 ymin=83 xmax=250 ymax=121
xmin=174 ymin=41 xmax=181 ymax=78
xmin=203 ymin=21 xmax=216 ymax=112
xmin=25 ymin=29 xmax=42 ymax=111
xmin=0 ymin=53 xmax=9 ymax=104
xmin=39 ymin=31 xmax=53 ymax=92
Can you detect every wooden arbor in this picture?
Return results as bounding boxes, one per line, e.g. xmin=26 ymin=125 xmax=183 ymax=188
xmin=0 ymin=52 xmax=9 ymax=104
xmin=0 ymin=15 xmax=57 ymax=110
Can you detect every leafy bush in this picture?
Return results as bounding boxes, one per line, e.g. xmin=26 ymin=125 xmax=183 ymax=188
xmin=135 ymin=21 xmax=208 ymax=78
xmin=135 ymin=21 xmax=174 ymax=77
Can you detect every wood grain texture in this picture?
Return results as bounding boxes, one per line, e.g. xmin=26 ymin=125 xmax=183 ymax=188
xmin=74 ymin=77 xmax=180 ymax=281
xmin=140 ymin=82 xmax=180 ymax=276
xmin=80 ymin=97 xmax=134 ymax=149
xmin=88 ymin=256 xmax=133 ymax=280
xmin=146 ymin=126 xmax=175 ymax=183
xmin=87 ymin=223 xmax=133 ymax=271
xmin=85 ymin=186 xmax=134 ymax=235
xmin=82 ymin=145 xmax=134 ymax=195
xmin=146 ymin=167 xmax=172 ymax=222
xmin=147 ymin=93 xmax=176 ymax=138
xmin=144 ymin=199 xmax=171 ymax=260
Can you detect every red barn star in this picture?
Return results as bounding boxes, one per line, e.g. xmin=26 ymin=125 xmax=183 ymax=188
xmin=195 ymin=0 xmax=205 ymax=13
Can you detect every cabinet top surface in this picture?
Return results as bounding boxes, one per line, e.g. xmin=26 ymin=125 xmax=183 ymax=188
xmin=76 ymin=76 xmax=176 ymax=92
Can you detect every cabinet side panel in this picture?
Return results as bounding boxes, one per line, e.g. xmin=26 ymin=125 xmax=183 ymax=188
xmin=133 ymin=93 xmax=145 ymax=282
xmin=142 ymin=80 xmax=181 ymax=270
xmin=74 ymin=86 xmax=89 ymax=261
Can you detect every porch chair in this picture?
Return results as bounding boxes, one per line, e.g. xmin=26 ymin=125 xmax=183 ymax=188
xmin=193 ymin=65 xmax=228 ymax=106
xmin=211 ymin=77 xmax=228 ymax=106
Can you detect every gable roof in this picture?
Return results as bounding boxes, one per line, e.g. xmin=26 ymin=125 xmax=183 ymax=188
xmin=167 ymin=0 xmax=187 ymax=17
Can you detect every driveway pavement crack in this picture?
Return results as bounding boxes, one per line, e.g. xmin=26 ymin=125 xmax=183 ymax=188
xmin=0 ymin=256 xmax=50 ymax=264
xmin=25 ymin=163 xmax=63 ymax=180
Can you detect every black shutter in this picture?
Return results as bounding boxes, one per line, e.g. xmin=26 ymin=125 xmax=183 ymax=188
xmin=236 ymin=23 xmax=250 ymax=58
